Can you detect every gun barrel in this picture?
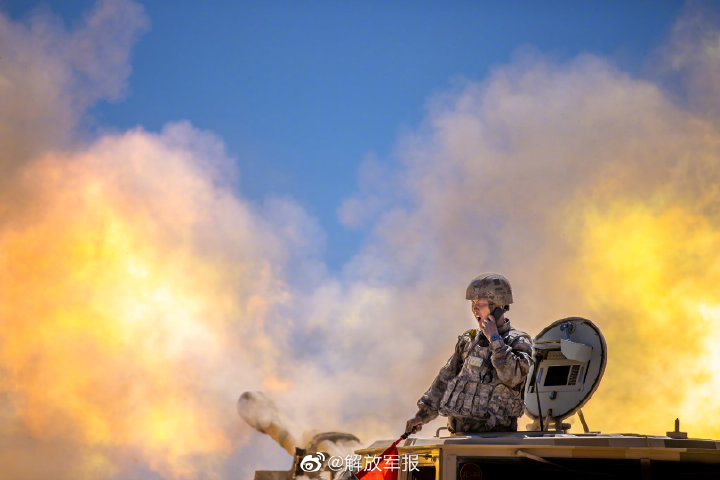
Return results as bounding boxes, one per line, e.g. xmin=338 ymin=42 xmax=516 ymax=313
xmin=237 ymin=391 xmax=298 ymax=456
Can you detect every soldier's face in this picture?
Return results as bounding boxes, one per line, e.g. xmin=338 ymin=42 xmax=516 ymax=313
xmin=471 ymin=299 xmax=491 ymax=321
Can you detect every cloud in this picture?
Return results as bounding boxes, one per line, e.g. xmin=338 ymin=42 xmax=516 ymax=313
xmin=656 ymin=0 xmax=720 ymax=118
xmin=0 ymin=0 xmax=148 ymax=177
xmin=337 ymin=153 xmax=401 ymax=229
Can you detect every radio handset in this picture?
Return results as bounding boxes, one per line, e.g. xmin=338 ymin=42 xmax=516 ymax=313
xmin=489 ymin=306 xmax=505 ymax=323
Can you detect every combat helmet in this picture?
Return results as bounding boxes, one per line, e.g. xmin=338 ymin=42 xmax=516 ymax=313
xmin=465 ymin=273 xmax=513 ymax=305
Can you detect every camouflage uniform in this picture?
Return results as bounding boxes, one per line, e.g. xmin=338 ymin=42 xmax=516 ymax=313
xmin=414 ymin=319 xmax=533 ymax=433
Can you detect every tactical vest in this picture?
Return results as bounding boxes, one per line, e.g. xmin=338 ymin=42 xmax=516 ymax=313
xmin=437 ymin=329 xmax=525 ymax=420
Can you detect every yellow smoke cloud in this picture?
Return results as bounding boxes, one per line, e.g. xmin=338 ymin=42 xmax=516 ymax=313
xmin=0 ymin=133 xmax=250 ymax=476
xmin=568 ymin=202 xmax=720 ymax=437
xmin=0 ymin=120 xmax=321 ymax=479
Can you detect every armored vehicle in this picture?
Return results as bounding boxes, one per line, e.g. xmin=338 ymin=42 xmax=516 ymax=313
xmin=242 ymin=318 xmax=720 ymax=480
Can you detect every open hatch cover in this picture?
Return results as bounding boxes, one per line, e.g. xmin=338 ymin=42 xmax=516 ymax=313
xmin=524 ymin=317 xmax=607 ymax=424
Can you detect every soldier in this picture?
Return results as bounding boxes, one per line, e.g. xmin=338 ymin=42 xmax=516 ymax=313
xmin=405 ymin=273 xmax=533 ymax=434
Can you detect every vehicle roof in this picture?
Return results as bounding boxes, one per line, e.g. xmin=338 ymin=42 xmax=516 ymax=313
xmin=357 ymin=432 xmax=720 ymax=454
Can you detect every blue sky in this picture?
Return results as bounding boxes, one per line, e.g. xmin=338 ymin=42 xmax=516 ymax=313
xmin=3 ymin=0 xmax=687 ymax=269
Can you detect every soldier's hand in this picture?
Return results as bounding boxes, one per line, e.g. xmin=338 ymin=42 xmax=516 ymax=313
xmin=405 ymin=416 xmax=423 ymax=435
xmin=479 ymin=315 xmax=499 ymax=338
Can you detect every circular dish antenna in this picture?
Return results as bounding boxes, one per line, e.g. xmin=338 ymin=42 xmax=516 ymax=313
xmin=524 ymin=317 xmax=607 ymax=423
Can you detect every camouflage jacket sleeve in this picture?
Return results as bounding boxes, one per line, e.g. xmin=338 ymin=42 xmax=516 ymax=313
xmin=415 ymin=336 xmax=464 ymax=423
xmin=489 ymin=332 xmax=533 ymax=388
